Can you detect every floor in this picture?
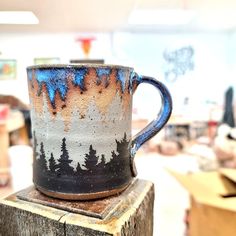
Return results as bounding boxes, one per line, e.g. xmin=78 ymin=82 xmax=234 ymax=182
xmin=0 ymin=146 xmax=200 ymax=236
xmin=135 ymin=151 xmax=200 ymax=236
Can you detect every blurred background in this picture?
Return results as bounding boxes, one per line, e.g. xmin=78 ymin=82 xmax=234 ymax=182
xmin=1 ymin=0 xmax=236 ymax=235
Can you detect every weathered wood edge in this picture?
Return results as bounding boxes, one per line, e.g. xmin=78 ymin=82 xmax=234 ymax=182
xmin=0 ymin=195 xmax=68 ymax=221
xmin=60 ymin=179 xmax=155 ymax=235
xmin=0 ymin=195 xmax=67 ymax=236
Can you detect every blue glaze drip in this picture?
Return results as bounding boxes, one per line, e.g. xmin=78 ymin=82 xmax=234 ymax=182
xmin=96 ymin=68 xmax=111 ymax=77
xmin=117 ymin=69 xmax=126 ymax=93
xmin=34 ymin=69 xmax=69 ymax=107
xmin=28 ymin=67 xmax=133 ymax=108
xmin=73 ymin=68 xmax=88 ymax=90
xmin=96 ymin=68 xmax=111 ymax=85
xmin=129 ymin=70 xmax=142 ymax=93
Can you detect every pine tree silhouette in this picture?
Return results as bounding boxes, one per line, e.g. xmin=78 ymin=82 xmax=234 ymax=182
xmin=97 ymin=154 xmax=106 ymax=169
xmin=49 ymin=153 xmax=57 ymax=173
xmin=116 ymin=133 xmax=129 ymax=158
xmin=57 ymin=137 xmax=74 ymax=175
xmin=75 ymin=162 xmax=83 ymax=175
xmin=107 ymin=133 xmax=130 ymax=177
xmin=83 ymin=145 xmax=99 ymax=172
xmin=106 ymin=150 xmax=120 ymax=177
xmin=38 ymin=142 xmax=48 ymax=172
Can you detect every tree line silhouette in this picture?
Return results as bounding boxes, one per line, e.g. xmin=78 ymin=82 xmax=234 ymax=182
xmin=33 ymin=131 xmax=130 ymax=178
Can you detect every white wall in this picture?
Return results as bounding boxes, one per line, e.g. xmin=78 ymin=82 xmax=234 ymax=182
xmin=0 ymin=33 xmax=112 ymax=103
xmin=228 ymin=31 xmax=236 ymax=90
xmin=112 ymin=32 xmax=231 ymax=120
xmin=0 ymin=31 xmax=233 ymax=121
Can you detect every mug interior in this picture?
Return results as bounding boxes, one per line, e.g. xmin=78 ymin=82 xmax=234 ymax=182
xmin=27 ymin=63 xmax=133 ymax=71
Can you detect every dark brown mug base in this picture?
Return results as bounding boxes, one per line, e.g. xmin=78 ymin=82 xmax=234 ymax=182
xmin=35 ymin=181 xmax=132 ymax=200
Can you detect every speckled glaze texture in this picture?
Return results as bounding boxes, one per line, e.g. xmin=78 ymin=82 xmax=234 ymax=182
xmin=27 ymin=64 xmax=172 ymax=200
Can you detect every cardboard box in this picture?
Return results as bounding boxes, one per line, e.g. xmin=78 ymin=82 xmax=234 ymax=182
xmin=168 ymin=168 xmax=236 ymax=236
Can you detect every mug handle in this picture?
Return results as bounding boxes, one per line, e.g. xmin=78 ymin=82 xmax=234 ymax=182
xmin=130 ymin=74 xmax=172 ymax=176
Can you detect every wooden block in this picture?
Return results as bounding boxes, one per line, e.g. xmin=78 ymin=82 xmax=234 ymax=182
xmin=0 ymin=179 xmax=154 ymax=236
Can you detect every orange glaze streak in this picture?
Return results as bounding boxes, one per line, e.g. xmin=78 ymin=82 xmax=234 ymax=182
xmin=28 ymin=77 xmax=43 ymax=116
xmin=29 ymin=68 xmax=132 ymax=132
xmin=121 ymin=71 xmax=132 ymax=113
xmin=90 ymin=68 xmax=119 ymax=116
xmin=122 ymin=89 xmax=131 ymax=114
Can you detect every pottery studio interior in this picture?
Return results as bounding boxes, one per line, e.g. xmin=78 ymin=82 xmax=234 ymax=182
xmin=1 ymin=0 xmax=236 ymax=236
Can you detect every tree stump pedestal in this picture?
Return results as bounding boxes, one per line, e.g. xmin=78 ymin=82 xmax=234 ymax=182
xmin=0 ymin=179 xmax=154 ymax=236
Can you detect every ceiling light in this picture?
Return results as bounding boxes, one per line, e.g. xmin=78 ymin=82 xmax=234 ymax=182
xmin=128 ymin=9 xmax=196 ymax=25
xmin=197 ymin=10 xmax=236 ymax=30
xmin=0 ymin=11 xmax=39 ymax=24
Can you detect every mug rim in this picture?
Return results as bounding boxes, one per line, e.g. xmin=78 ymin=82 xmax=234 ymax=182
xmin=27 ymin=63 xmax=134 ymax=70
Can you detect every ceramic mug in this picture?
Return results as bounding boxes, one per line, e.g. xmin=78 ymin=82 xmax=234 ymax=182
xmin=27 ymin=64 xmax=172 ymax=200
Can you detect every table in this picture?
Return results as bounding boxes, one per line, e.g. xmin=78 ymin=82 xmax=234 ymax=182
xmin=165 ymin=116 xmax=208 ymax=142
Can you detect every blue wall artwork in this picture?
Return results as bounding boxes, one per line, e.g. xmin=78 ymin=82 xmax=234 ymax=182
xmin=163 ymin=46 xmax=194 ymax=82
